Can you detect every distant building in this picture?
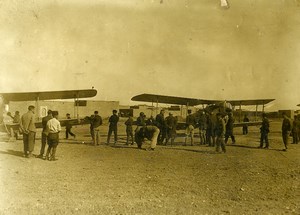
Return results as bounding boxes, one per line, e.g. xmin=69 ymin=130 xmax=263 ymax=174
xmin=278 ymin=110 xmax=294 ymax=119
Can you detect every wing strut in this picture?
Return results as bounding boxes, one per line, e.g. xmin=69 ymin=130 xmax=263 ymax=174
xmin=36 ymin=94 xmax=40 ymax=121
xmin=151 ymin=101 xmax=154 ymax=116
xmin=239 ymin=101 xmax=242 ymax=122
xmin=76 ymin=92 xmax=79 ymax=119
xmin=255 ymin=104 xmax=258 ymax=121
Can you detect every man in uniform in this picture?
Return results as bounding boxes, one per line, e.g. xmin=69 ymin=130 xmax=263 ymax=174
xmin=225 ymin=112 xmax=236 ymax=144
xmin=45 ymin=111 xmax=61 ymax=161
xmin=135 ymin=125 xmax=160 ymax=151
xmin=165 ymin=112 xmax=177 ymax=146
xmin=19 ymin=105 xmax=36 ymax=158
xmin=125 ymin=115 xmax=134 ymax=145
xmin=215 ymin=113 xmax=226 ymax=153
xmin=198 ymin=111 xmax=207 ymax=145
xmin=65 ymin=113 xmax=76 ymax=139
xmin=206 ymin=112 xmax=216 ymax=147
xmin=292 ymin=115 xmax=299 ymax=144
xmin=12 ymin=111 xmax=21 ymax=123
xmin=136 ymin=112 xmax=146 ymax=126
xmin=259 ymin=113 xmax=270 ymax=149
xmin=155 ymin=110 xmax=166 ymax=145
xmin=92 ymin=111 xmax=102 ymax=145
xmin=242 ymin=114 xmax=250 ymax=135
xmin=184 ymin=110 xmax=197 ymax=146
xmin=282 ymin=112 xmax=292 ymax=151
xmin=12 ymin=111 xmax=21 ymax=139
xmin=37 ymin=110 xmax=52 ymax=159
xmin=146 ymin=115 xmax=155 ymax=126
xmin=107 ymin=110 xmax=119 ymax=145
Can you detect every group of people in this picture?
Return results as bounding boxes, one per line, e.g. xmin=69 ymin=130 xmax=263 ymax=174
xmin=19 ymin=106 xmax=61 ymax=160
xmin=184 ymin=110 xmax=236 ymax=153
xmin=130 ymin=109 xmax=299 ymax=153
xmin=11 ymin=105 xmax=300 ymax=158
xmin=255 ymin=112 xmax=298 ymax=151
xmin=127 ymin=109 xmax=236 ymax=153
xmin=88 ymin=110 xmax=119 ymax=146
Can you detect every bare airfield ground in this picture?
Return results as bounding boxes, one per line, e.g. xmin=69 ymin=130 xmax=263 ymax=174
xmin=0 ymin=119 xmax=299 ymax=215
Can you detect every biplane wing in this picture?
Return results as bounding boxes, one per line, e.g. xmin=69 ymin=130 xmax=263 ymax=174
xmin=132 ymin=94 xmax=275 ymax=107
xmin=131 ymin=93 xmax=220 ymax=106
xmin=0 ymin=89 xmax=97 ymax=139
xmin=227 ymin=99 xmax=275 ymax=106
xmin=0 ymin=89 xmax=97 ymax=102
xmin=131 ymin=93 xmax=275 ymax=130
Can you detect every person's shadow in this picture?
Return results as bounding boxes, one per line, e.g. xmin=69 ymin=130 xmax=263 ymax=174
xmin=0 ymin=150 xmax=24 ymax=157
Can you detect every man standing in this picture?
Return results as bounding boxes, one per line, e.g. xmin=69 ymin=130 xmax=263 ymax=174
xmin=125 ymin=115 xmax=134 ymax=145
xmin=12 ymin=111 xmax=21 ymax=139
xmin=198 ymin=111 xmax=207 ymax=145
xmin=13 ymin=111 xmax=21 ymax=124
xmin=292 ymin=115 xmax=299 ymax=144
xmin=36 ymin=110 xmax=52 ymax=159
xmin=65 ymin=113 xmax=76 ymax=139
xmin=19 ymin=105 xmax=36 ymax=158
xmin=92 ymin=111 xmax=102 ymax=145
xmin=259 ymin=113 xmax=270 ymax=149
xmin=155 ymin=110 xmax=166 ymax=145
xmin=45 ymin=111 xmax=61 ymax=161
xmin=165 ymin=112 xmax=177 ymax=146
xmin=225 ymin=112 xmax=236 ymax=144
xmin=107 ymin=110 xmax=119 ymax=145
xmin=206 ymin=112 xmax=216 ymax=147
xmin=242 ymin=114 xmax=250 ymax=135
xmin=282 ymin=113 xmax=292 ymax=151
xmin=184 ymin=110 xmax=197 ymax=146
xmin=215 ymin=113 xmax=226 ymax=153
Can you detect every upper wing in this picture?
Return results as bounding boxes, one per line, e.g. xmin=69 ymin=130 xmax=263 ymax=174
xmin=131 ymin=93 xmax=220 ymax=106
xmin=1 ymin=89 xmax=97 ymax=102
xmin=227 ymin=99 xmax=275 ymax=106
xmin=131 ymin=94 xmax=275 ymax=107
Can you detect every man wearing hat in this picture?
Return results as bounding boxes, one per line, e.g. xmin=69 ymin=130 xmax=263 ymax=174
xmin=215 ymin=112 xmax=226 ymax=153
xmin=184 ymin=110 xmax=197 ymax=146
xmin=281 ymin=112 xmax=292 ymax=151
xmin=259 ymin=113 xmax=270 ymax=149
xmin=165 ymin=112 xmax=177 ymax=146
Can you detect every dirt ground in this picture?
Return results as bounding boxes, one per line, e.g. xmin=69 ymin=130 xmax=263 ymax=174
xmin=0 ymin=119 xmax=299 ymax=215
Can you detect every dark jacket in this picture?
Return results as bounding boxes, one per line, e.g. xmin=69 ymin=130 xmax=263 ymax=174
xmin=92 ymin=115 xmax=103 ymax=128
xmin=186 ymin=114 xmax=196 ymax=127
xmin=282 ymin=118 xmax=292 ymax=133
xmin=260 ymin=117 xmax=270 ymax=134
xmin=109 ymin=114 xmax=119 ymax=127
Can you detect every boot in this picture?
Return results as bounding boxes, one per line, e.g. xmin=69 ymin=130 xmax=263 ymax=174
xmin=50 ymin=147 xmax=57 ymax=161
xmin=45 ymin=147 xmax=51 ymax=160
xmin=183 ymin=137 xmax=187 ymax=146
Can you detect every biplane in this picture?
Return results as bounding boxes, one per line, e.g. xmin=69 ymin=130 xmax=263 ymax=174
xmin=131 ymin=93 xmax=275 ymax=129
xmin=0 ymin=89 xmax=97 ymax=139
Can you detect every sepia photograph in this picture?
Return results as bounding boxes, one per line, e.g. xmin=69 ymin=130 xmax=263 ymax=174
xmin=0 ymin=0 xmax=299 ymax=214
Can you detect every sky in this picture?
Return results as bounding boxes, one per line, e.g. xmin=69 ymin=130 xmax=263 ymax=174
xmin=0 ymin=0 xmax=300 ymax=111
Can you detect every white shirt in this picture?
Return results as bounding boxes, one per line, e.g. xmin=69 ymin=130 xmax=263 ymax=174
xmin=46 ymin=118 xmax=61 ymax=134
